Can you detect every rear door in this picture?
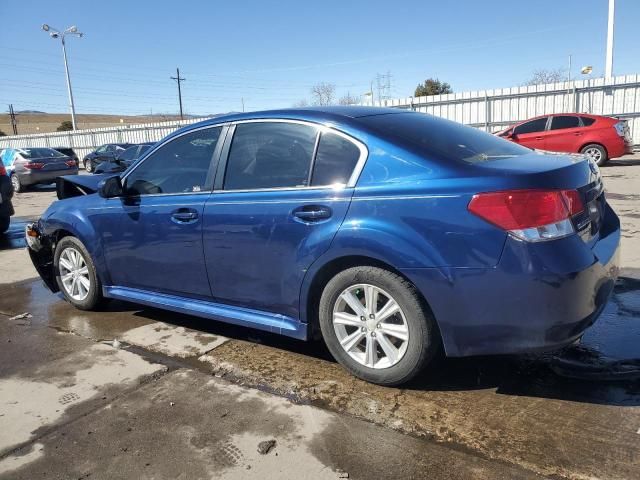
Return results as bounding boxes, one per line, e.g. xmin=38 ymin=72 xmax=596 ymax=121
xmin=202 ymin=120 xmax=365 ymax=319
xmin=512 ymin=117 xmax=550 ymax=150
xmin=546 ymin=115 xmax=583 ymax=153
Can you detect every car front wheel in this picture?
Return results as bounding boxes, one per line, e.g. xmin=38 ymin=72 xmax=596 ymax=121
xmin=54 ymin=236 xmax=104 ymax=310
xmin=84 ymin=159 xmax=93 ymax=173
xmin=319 ymin=266 xmax=440 ymax=386
xmin=10 ymin=174 xmax=22 ymax=193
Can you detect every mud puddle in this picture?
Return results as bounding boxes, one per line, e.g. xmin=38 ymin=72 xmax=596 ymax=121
xmin=0 ymin=218 xmax=36 ymax=251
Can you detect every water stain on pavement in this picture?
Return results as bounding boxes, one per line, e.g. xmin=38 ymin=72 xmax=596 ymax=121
xmin=0 ymin=218 xmax=35 ymax=251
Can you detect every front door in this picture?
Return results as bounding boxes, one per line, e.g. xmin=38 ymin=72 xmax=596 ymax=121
xmin=512 ymin=116 xmax=549 ymax=150
xmin=96 ymin=126 xmax=223 ymax=299
xmin=203 ymin=121 xmax=365 ymax=319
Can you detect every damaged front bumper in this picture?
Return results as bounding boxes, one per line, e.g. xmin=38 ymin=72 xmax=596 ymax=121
xmin=25 ymin=222 xmax=59 ymax=292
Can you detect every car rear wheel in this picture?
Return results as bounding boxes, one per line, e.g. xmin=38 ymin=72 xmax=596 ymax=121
xmin=10 ymin=174 xmax=22 ymax=193
xmin=54 ymin=236 xmax=104 ymax=310
xmin=581 ymin=144 xmax=608 ymax=166
xmin=84 ymin=160 xmax=93 ymax=173
xmin=0 ymin=216 xmax=9 ymax=234
xmin=318 ymin=266 xmax=440 ymax=386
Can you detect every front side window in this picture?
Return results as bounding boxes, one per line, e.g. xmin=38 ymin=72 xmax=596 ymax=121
xmin=550 ymin=116 xmax=580 ymax=130
xmin=95 ymin=146 xmax=108 ymax=154
xmin=124 ymin=127 xmax=221 ymax=195
xmin=224 ymin=122 xmax=317 ymax=190
xmin=514 ymin=117 xmax=548 ymax=135
xmin=311 ymin=131 xmax=361 ymax=186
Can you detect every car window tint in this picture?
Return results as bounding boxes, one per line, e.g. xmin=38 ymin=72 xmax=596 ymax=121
xmin=514 ymin=117 xmax=548 ymax=134
xmin=550 ymin=116 xmax=580 ymax=130
xmin=360 ymin=113 xmax=529 ymax=164
xmin=580 ymin=117 xmax=596 ymax=126
xmin=311 ymin=132 xmax=361 ymax=186
xmin=224 ymin=122 xmax=317 ymax=190
xmin=119 ymin=147 xmax=137 ymax=161
xmin=95 ymin=146 xmax=106 ymax=153
xmin=125 ymin=127 xmax=221 ymax=195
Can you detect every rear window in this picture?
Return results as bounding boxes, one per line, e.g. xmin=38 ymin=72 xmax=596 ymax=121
xmin=18 ymin=148 xmax=65 ymax=158
xmin=360 ymin=112 xmax=530 ymax=164
xmin=311 ymin=132 xmax=361 ymax=186
xmin=580 ymin=117 xmax=596 ymax=126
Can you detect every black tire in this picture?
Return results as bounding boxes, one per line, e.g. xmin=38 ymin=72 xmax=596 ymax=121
xmin=0 ymin=216 xmax=9 ymax=234
xmin=581 ymin=143 xmax=608 ymax=166
xmin=85 ymin=159 xmax=93 ymax=173
xmin=54 ymin=236 xmax=104 ymax=310
xmin=318 ymin=266 xmax=440 ymax=386
xmin=10 ymin=174 xmax=22 ymax=193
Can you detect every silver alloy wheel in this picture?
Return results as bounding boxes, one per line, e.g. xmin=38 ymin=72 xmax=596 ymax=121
xmin=332 ymin=284 xmax=410 ymax=369
xmin=11 ymin=175 xmax=19 ymax=192
xmin=59 ymin=247 xmax=91 ymax=301
xmin=584 ymin=147 xmax=602 ymax=163
xmin=85 ymin=160 xmax=92 ymax=172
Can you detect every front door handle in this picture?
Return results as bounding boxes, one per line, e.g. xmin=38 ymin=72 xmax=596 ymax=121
xmin=535 ymin=136 xmax=543 ymax=140
xmin=171 ymin=208 xmax=199 ymax=224
xmin=292 ymin=205 xmax=332 ymax=222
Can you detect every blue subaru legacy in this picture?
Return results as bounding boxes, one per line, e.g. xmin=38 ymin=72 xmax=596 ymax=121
xmin=26 ymin=107 xmax=620 ymax=385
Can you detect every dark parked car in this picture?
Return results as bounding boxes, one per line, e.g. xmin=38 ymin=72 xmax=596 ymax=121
xmin=26 ymin=107 xmax=620 ymax=386
xmin=83 ymin=143 xmax=133 ymax=173
xmin=0 ymin=147 xmax=78 ymax=193
xmin=94 ymin=143 xmax=155 ymax=174
xmin=0 ymin=163 xmax=14 ymax=233
xmin=52 ymin=147 xmax=79 ymax=167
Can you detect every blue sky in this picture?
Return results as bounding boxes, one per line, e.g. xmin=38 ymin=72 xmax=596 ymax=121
xmin=1 ymin=0 xmax=638 ymax=116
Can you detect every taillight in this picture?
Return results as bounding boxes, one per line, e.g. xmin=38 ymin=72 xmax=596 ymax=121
xmin=24 ymin=162 xmax=44 ymax=169
xmin=613 ymin=121 xmax=625 ymax=137
xmin=0 ymin=165 xmax=6 ymax=176
xmin=65 ymin=160 xmax=76 ymax=167
xmin=468 ymin=189 xmax=584 ymax=242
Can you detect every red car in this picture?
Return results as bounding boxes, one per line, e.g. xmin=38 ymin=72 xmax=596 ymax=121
xmin=496 ymin=113 xmax=633 ymax=165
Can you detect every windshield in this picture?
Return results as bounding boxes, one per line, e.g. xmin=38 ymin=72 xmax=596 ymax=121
xmin=360 ymin=112 xmax=531 ymax=164
xmin=18 ymin=148 xmax=66 ymax=159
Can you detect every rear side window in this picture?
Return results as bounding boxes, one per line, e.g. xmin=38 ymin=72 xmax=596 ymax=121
xmin=311 ymin=132 xmax=361 ymax=186
xmin=550 ymin=116 xmax=580 ymax=130
xmin=224 ymin=122 xmax=317 ymax=190
xmin=580 ymin=117 xmax=596 ymax=126
xmin=360 ymin=112 xmax=530 ymax=164
xmin=514 ymin=117 xmax=548 ymax=135
xmin=125 ymin=127 xmax=221 ymax=195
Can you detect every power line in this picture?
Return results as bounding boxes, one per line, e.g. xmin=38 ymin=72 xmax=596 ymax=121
xmin=170 ymin=68 xmax=186 ymax=120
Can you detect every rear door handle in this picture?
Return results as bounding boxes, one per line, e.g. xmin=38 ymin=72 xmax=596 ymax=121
xmin=171 ymin=208 xmax=199 ymax=224
xmin=292 ymin=205 xmax=332 ymax=222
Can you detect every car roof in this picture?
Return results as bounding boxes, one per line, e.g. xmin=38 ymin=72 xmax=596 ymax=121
xmin=180 ymin=106 xmax=405 ymax=132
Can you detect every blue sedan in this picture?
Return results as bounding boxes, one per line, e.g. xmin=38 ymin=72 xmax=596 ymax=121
xmin=26 ymin=107 xmax=620 ymax=385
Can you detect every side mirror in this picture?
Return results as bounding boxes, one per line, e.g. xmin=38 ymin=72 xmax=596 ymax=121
xmin=98 ymin=175 xmax=124 ymax=198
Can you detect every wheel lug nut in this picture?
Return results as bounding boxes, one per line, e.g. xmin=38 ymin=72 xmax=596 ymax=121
xmin=361 ymin=327 xmax=366 ymax=332
xmin=371 ymin=332 xmax=376 ymax=337
xmin=369 ymin=314 xmax=375 ymax=319
xmin=377 ymin=323 xmax=381 ymax=329
xmin=360 ymin=316 xmax=366 ymax=321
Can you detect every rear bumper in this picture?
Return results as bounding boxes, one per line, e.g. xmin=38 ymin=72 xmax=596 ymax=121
xmin=19 ymin=168 xmax=79 ymax=186
xmin=403 ymin=204 xmax=620 ymax=357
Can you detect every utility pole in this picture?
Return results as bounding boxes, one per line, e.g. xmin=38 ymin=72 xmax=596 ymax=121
xmin=241 ymin=97 xmax=245 ymax=112
xmin=171 ymin=68 xmax=186 ymax=120
xmin=605 ymin=0 xmax=615 ymax=79
xmin=8 ymin=104 xmax=18 ymax=135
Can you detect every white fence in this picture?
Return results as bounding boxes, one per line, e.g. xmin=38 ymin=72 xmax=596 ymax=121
xmin=1 ymin=74 xmax=639 ymax=158
xmin=373 ymin=74 xmax=640 ymax=146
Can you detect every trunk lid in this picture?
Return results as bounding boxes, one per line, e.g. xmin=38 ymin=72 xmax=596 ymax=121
xmin=29 ymin=155 xmax=74 ymax=171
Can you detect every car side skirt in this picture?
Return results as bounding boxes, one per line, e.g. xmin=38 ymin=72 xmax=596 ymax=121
xmin=103 ymin=286 xmax=308 ymax=340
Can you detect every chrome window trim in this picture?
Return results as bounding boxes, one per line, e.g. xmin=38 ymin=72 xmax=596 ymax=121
xmin=220 ymin=118 xmax=368 ymax=192
xmin=119 ymin=123 xmax=228 ymax=194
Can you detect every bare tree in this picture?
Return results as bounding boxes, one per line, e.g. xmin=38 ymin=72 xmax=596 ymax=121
xmin=338 ymin=92 xmax=360 ymax=106
xmin=292 ymin=99 xmax=309 ymax=107
xmin=524 ymin=68 xmax=565 ymax=86
xmin=311 ymin=82 xmax=336 ymax=106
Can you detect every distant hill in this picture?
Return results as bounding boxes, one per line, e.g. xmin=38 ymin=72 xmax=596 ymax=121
xmin=0 ymin=113 xmax=190 ymax=135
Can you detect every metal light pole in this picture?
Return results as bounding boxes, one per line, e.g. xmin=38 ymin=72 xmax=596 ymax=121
xmin=42 ymin=24 xmax=83 ymax=130
xmin=605 ymin=0 xmax=615 ymax=79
